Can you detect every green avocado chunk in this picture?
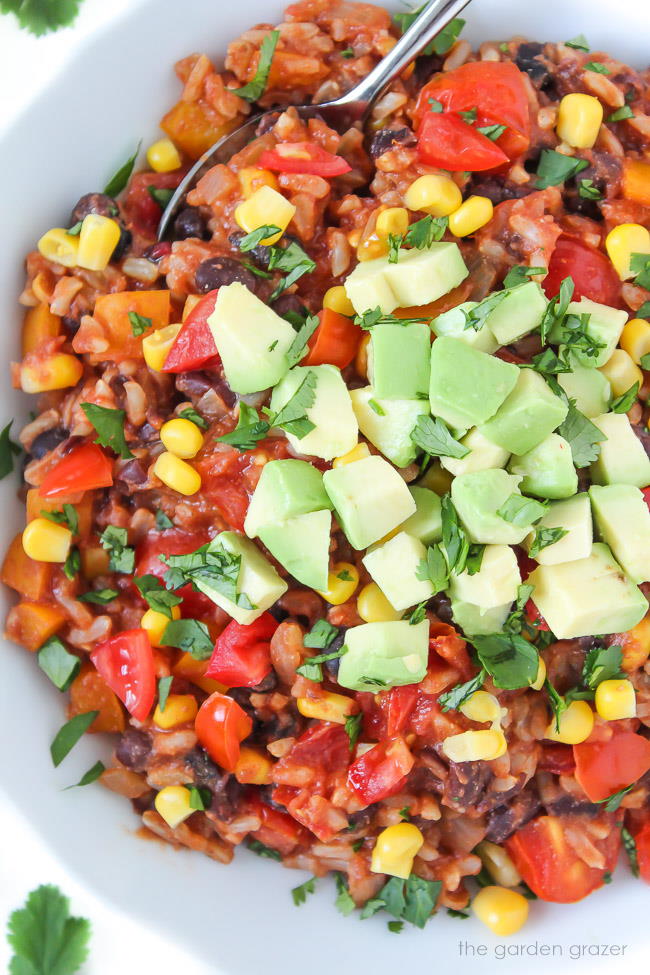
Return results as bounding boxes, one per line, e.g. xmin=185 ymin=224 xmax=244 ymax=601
xmin=479 ymin=369 xmax=568 ymax=455
xmin=527 ymin=543 xmax=648 ymax=639
xmin=369 ymin=322 xmax=431 ymax=400
xmin=337 ymin=620 xmax=430 ymax=691
xmin=451 ymin=469 xmax=533 ymax=544
xmin=349 ymin=386 xmax=428 ymax=468
xmin=589 ymin=484 xmax=650 ymax=584
xmin=244 ymin=459 xmax=331 ymax=538
xmin=508 ymin=433 xmax=578 ymax=499
xmin=431 ymin=302 xmax=499 ymax=353
xmin=484 ymin=281 xmax=548 ymax=345
xmin=258 ymin=510 xmax=331 ymax=591
xmin=429 ymin=336 xmax=519 ymax=429
xmin=524 ymin=493 xmax=593 ymax=565
xmin=441 ymin=426 xmax=510 ymax=477
xmin=451 ymin=599 xmax=511 ymax=637
xmin=449 ymin=544 xmax=521 ymax=609
xmin=557 ymin=354 xmax=611 ymax=417
xmin=269 ymin=364 xmax=358 ymax=461
xmin=363 ymin=531 xmax=434 ymax=611
xmin=548 ymin=298 xmax=628 ymax=369
xmin=193 ymin=533 xmax=287 ymax=626
xmin=400 ymin=486 xmax=442 ymax=544
xmin=589 ymin=412 xmax=650 ymax=488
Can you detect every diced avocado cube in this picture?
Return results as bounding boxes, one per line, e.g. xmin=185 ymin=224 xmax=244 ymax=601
xmin=449 ymin=544 xmax=521 ymax=609
xmin=383 ymin=242 xmax=469 ymax=308
xmin=259 ymin=509 xmax=331 ymax=590
xmin=270 ymin=364 xmax=358 ymax=461
xmin=194 ymin=532 xmax=287 ymax=625
xmin=369 ymin=323 xmax=431 ymax=400
xmin=244 ymin=459 xmax=331 ymax=538
xmin=323 ymin=455 xmax=416 ymax=550
xmin=590 ymin=412 xmax=650 ymax=488
xmin=557 ymin=354 xmax=611 ymax=417
xmin=441 ymin=427 xmax=510 ymax=477
xmin=479 ymin=369 xmax=568 ymax=455
xmin=451 ymin=469 xmax=532 ymax=544
xmin=362 ymin=531 xmax=433 ymax=612
xmin=429 ymin=337 xmax=519 ymax=429
xmin=589 ymin=484 xmax=650 ymax=584
xmin=400 ymin=486 xmax=442 ymax=544
xmin=431 ymin=302 xmax=499 ymax=354
xmin=524 ymin=493 xmax=592 ymax=565
xmin=508 ymin=433 xmax=578 ymax=499
xmin=343 ymin=253 xmax=402 ymax=314
xmin=350 ymin=386 xmax=428 ymax=468
xmin=451 ymin=599 xmax=511 ymax=637
xmin=337 ymin=619 xmax=430 ymax=691
xmin=207 ymin=282 xmax=296 ymax=394
xmin=549 ymin=298 xmax=628 ymax=368
xmin=527 ymin=543 xmax=648 ymax=639
xmin=485 ymin=281 xmax=548 ymax=345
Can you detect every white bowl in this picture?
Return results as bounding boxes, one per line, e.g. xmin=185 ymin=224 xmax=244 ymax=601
xmin=0 ymin=1 xmax=647 ymax=972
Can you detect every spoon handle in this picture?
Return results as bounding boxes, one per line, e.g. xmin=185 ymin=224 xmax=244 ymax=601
xmin=335 ymin=0 xmax=472 ymax=119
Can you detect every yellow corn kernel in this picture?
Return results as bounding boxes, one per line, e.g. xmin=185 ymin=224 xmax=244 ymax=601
xmin=37 ymin=228 xmax=80 ymax=268
xmin=22 ymin=304 xmax=61 ymax=356
xmin=530 ymin=657 xmax=546 ymax=691
xmin=154 ymin=693 xmax=198 ymax=729
xmin=81 ymin=546 xmax=110 ymax=580
xmin=182 ymin=295 xmax=201 ymax=321
xmin=323 ymin=285 xmax=355 ymax=317
xmin=153 ymin=451 xmax=201 ymax=496
xmin=316 ymin=561 xmax=359 ymax=605
xmin=146 ymin=137 xmax=182 ymax=173
xmin=595 ymin=678 xmax=637 ymax=721
xmin=237 ymin=166 xmax=279 ymax=199
xmin=448 ymin=196 xmax=494 ymax=237
xmin=142 ymin=323 xmax=182 ymax=372
xmin=76 ymin=214 xmax=121 ymax=272
xmin=160 ymin=418 xmax=204 ymax=459
xmin=476 ymin=841 xmax=522 ymax=888
xmin=460 ymin=690 xmax=502 ymax=726
xmin=22 ymin=518 xmax=72 ymax=563
xmin=472 ymin=886 xmax=529 ymax=937
xmin=599 ymin=348 xmax=642 ymax=397
xmin=297 ymin=692 xmax=357 ymax=724
xmin=356 ymin=234 xmax=389 ymax=262
xmin=234 ymin=185 xmax=296 ymax=245
xmin=357 ymin=582 xmax=402 ymax=623
xmin=417 ymin=461 xmax=453 ymax=496
xmin=154 ymin=785 xmax=194 ymax=829
xmin=556 ymin=93 xmax=603 ymax=149
xmin=404 ymin=174 xmax=462 ymax=218
xmin=620 ymin=318 xmax=650 ymax=365
xmin=605 ymin=223 xmax=650 ymax=280
xmin=20 ymin=353 xmax=83 ymax=394
xmin=545 ymin=699 xmax=594 ymax=744
xmin=172 ymin=651 xmax=227 ymax=695
xmin=375 ymin=207 xmax=409 ymax=240
xmin=371 ymin=822 xmax=424 ymax=879
xmin=234 ymin=746 xmax=273 ymax=785
xmin=442 ymin=728 xmax=507 ymax=763
xmin=141 ymin=604 xmax=181 ymax=647
xmin=333 ymin=443 xmax=371 ymax=468
xmin=355 ymin=333 xmax=371 ymax=379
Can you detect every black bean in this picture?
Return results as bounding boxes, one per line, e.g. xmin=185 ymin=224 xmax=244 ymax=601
xmin=515 ymin=42 xmax=551 ymax=86
xmin=116 ymin=460 xmax=147 ymax=486
xmin=270 ymin=294 xmax=309 ymax=321
xmin=228 ymin=231 xmax=274 ymax=269
xmin=115 ymin=729 xmax=152 ymax=771
xmin=61 ymin=315 xmax=80 ymax=337
xmin=195 ymin=256 xmax=258 ymax=293
xmin=485 ymin=788 xmax=542 ymax=843
xmin=431 ymin=593 xmax=453 ymax=624
xmin=69 ymin=192 xmax=118 ymax=225
xmin=412 ymin=52 xmax=444 ymax=87
xmin=268 ymin=604 xmax=290 ymax=623
xmin=111 ymin=226 xmax=133 ymax=261
xmin=29 ymin=427 xmax=67 ymax=459
xmin=324 ymin=630 xmax=347 ymax=680
xmin=468 ymin=177 xmax=532 ymax=205
xmin=251 ymin=672 xmax=278 ymax=693
xmin=444 ymin=760 xmax=492 ymax=809
xmin=369 ymin=126 xmax=416 ymax=159
xmin=173 ymin=206 xmax=210 ymax=241
xmin=544 ymin=794 xmax=599 ymax=817
xmin=186 ymin=747 xmax=222 ymax=788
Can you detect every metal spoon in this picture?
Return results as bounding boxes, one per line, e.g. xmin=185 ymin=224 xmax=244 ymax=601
xmin=157 ymin=0 xmax=470 ymax=238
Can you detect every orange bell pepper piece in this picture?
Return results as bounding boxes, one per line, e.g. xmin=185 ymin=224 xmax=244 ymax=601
xmin=22 ymin=303 xmax=61 ymax=355
xmin=68 ymin=662 xmax=126 ymax=734
xmin=304 ymin=308 xmax=363 ymax=369
xmin=161 ymin=101 xmax=241 ymax=160
xmin=623 ymin=160 xmax=650 ymax=207
xmin=1 ymin=533 xmax=51 ymax=601
xmin=5 ymin=600 xmax=66 ymax=652
xmin=73 ymin=290 xmax=170 ymax=363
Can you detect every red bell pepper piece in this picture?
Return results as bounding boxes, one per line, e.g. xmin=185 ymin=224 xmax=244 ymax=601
xmin=162 ymin=290 xmax=220 ymax=373
xmin=417 ymin=111 xmax=509 ymax=172
xmin=304 ymin=308 xmax=362 ymax=369
xmin=347 ymin=735 xmax=414 ymax=805
xmin=195 ymin=691 xmax=253 ymax=772
xmin=573 ymin=731 xmax=650 ymax=803
xmin=206 ymin=612 xmax=278 ymax=687
xmin=90 ymin=628 xmax=155 ymax=722
xmin=39 ymin=443 xmax=113 ymax=499
xmin=258 ymin=142 xmax=351 ymax=177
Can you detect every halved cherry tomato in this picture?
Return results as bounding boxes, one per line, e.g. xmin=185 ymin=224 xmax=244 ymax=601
xmin=206 ymin=612 xmax=278 ymax=687
xmin=90 ymin=628 xmax=155 ymax=722
xmin=634 ymin=820 xmax=650 ymax=883
xmin=195 ymin=691 xmax=252 ymax=772
xmin=258 ymin=142 xmax=351 ymax=177
xmin=543 ymin=237 xmax=621 ymax=306
xmin=537 ymin=743 xmax=576 ymax=775
xmin=39 ymin=443 xmax=113 ymax=499
xmin=573 ymin=731 xmax=650 ymax=803
xmin=304 ymin=308 xmax=362 ymax=369
xmin=505 ymin=814 xmax=620 ymax=903
xmin=135 ymin=528 xmax=213 ymax=617
xmin=122 ymin=171 xmax=184 ymax=238
xmin=525 ymin=599 xmax=550 ymax=631
xmin=162 ymin=290 xmax=220 ymax=373
xmin=417 ymin=111 xmax=508 ymax=172
xmin=347 ymin=735 xmax=414 ymax=805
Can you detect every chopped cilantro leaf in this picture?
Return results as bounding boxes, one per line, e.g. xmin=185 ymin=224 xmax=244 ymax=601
xmin=65 ymin=760 xmax=105 ymax=789
xmin=104 ymin=142 xmax=141 ymax=197
xmin=610 ymin=381 xmax=640 ymax=413
xmin=41 ymin=503 xmax=79 ymax=535
xmin=248 ymin=839 xmax=282 ymax=860
xmin=268 ymin=240 xmax=316 ymax=300
xmin=528 ymin=526 xmax=568 ymax=558
xmin=578 ymin=178 xmax=603 ymax=200
xmin=179 ymin=406 xmax=208 ymax=429
xmin=266 ymin=370 xmax=317 ymax=439
xmin=155 ymin=509 xmax=174 ymax=530
xmin=438 ymin=669 xmax=486 ymax=712
xmin=472 ymin=632 xmax=539 ymax=690
xmin=286 ymin=313 xmax=320 ymax=367
xmin=160 ymin=618 xmax=213 ymax=660
xmin=0 ymin=420 xmax=21 ymax=479
xmin=502 ymin=265 xmax=546 ymax=289
xmin=81 ymin=403 xmax=133 ymax=459
xmin=565 ymin=33 xmax=590 ymax=51
xmin=497 ymin=493 xmax=547 ymax=526
xmin=334 ymin=873 xmax=356 ymax=915
xmin=292 ymin=877 xmax=317 ymax=906
xmin=238 ymin=224 xmax=281 ymax=251
xmin=557 ymin=400 xmax=605 ymax=468
xmin=99 ymin=526 xmax=135 ymax=574
xmin=38 ymin=636 xmax=80 ymax=691
xmin=344 ymin=712 xmax=363 ymax=751
xmin=7 ymin=885 xmax=91 ymax=975
xmin=585 ymin=61 xmax=609 ymax=74
xmin=582 ymin=644 xmax=623 ymax=689
xmin=621 ymin=826 xmax=640 ymax=878
xmin=535 ymin=150 xmax=589 ymax=189
xmin=134 ymin=574 xmax=183 ymax=618
xmin=411 ymin=415 xmax=469 ymax=460
xmin=50 ymin=711 xmax=99 ymax=767
xmin=232 ymin=30 xmax=280 ymax=102
xmin=77 ymin=588 xmax=119 ymax=605
xmin=463 ymin=291 xmax=507 ymax=332
xmin=63 ymin=547 xmax=80 ymax=580
xmin=161 ymin=540 xmax=254 ymax=612
xmin=128 ymin=311 xmax=152 ymax=336
xmin=416 ymin=544 xmax=449 ymax=595
xmin=147 ymin=186 xmax=174 ymax=209
xmin=216 ymin=401 xmax=270 ymax=451
xmin=476 ymin=123 xmax=507 ymax=141
xmin=440 ymin=494 xmax=470 ymax=575
xmin=608 ymin=105 xmax=634 ymax=122
xmin=157 ymin=675 xmax=173 ymax=712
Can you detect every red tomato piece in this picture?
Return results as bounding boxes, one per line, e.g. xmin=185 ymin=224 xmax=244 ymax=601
xmin=525 ymin=599 xmax=550 ymax=631
xmin=573 ymin=731 xmax=650 ymax=802
xmin=537 ymin=743 xmax=576 ymax=775
xmin=304 ymin=309 xmax=363 ymax=369
xmin=195 ymin=691 xmax=252 ymax=772
xmin=635 ymin=820 xmax=650 ymax=883
xmin=381 ymin=685 xmax=420 ymax=737
xmin=39 ymin=443 xmax=113 ymax=499
xmin=247 ymin=793 xmax=310 ymax=854
xmin=258 ymin=142 xmax=351 ymax=177
xmin=284 ymin=722 xmax=351 ymax=773
xmin=135 ymin=528 xmax=213 ymax=617
xmin=206 ymin=612 xmax=278 ymax=687
xmin=122 ymin=171 xmax=184 ymax=238
xmin=429 ymin=621 xmax=473 ymax=679
xmin=347 ymin=735 xmax=414 ymax=805
xmin=543 ymin=237 xmax=621 ymax=306
xmin=417 ymin=111 xmax=509 ymax=172
xmin=505 ymin=814 xmax=620 ymax=903
xmin=641 ymin=487 xmax=650 ymax=509
xmin=162 ymin=290 xmax=220 ymax=373
xmin=90 ymin=628 xmax=155 ymax=722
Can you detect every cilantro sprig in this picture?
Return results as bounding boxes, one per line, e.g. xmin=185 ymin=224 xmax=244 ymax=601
xmin=7 ymin=885 xmax=91 ymax=974
xmin=81 ymin=403 xmax=133 ymax=459
xmin=217 ymin=402 xmax=270 ymax=451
